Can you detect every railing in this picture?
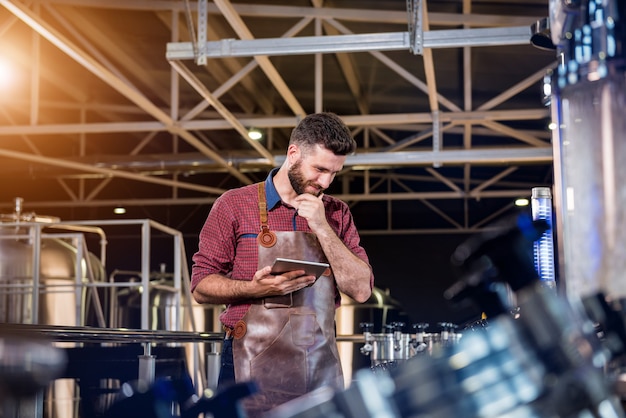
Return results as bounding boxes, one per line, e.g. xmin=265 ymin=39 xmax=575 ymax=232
xmin=2 ymin=323 xmax=223 ymax=344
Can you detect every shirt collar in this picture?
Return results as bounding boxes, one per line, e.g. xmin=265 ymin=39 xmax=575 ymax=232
xmin=265 ymin=168 xmax=281 ymax=210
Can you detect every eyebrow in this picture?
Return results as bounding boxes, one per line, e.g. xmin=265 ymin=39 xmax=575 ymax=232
xmin=313 ymin=164 xmax=342 ymax=175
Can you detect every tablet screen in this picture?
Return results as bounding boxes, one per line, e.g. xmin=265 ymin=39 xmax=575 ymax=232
xmin=270 ymin=257 xmax=330 ymax=278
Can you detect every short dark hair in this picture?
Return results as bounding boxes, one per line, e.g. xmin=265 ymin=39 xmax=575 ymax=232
xmin=289 ymin=112 xmax=356 ymax=156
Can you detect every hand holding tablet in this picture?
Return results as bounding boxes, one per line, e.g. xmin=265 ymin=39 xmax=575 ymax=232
xmin=270 ymin=257 xmax=330 ymax=279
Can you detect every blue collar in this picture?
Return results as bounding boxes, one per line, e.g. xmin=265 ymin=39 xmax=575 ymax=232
xmin=264 ymin=168 xmax=281 ymax=210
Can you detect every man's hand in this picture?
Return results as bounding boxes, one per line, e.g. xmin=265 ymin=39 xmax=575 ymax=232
xmin=252 ymin=265 xmax=317 ymax=296
xmin=294 ymin=193 xmax=328 ymax=233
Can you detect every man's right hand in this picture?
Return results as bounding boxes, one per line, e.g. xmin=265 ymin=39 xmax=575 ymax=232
xmin=252 ymin=265 xmax=317 ymax=296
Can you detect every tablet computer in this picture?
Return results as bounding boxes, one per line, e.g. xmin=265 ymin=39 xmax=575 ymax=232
xmin=270 ymin=257 xmax=330 ymax=278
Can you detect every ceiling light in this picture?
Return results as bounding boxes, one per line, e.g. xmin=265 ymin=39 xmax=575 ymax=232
xmin=515 ymin=198 xmax=530 ymax=207
xmin=247 ymin=128 xmax=263 ymax=141
xmin=113 ymin=207 xmax=126 ymax=215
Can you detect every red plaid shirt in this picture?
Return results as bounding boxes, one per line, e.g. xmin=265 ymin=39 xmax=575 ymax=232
xmin=191 ymin=169 xmax=373 ymax=328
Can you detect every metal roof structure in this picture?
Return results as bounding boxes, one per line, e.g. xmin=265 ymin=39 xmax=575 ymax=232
xmin=0 ymin=0 xmax=557 ymax=235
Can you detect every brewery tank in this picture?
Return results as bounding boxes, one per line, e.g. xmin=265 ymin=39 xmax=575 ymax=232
xmin=0 ymin=198 xmax=105 ymax=326
xmin=113 ymin=264 xmax=223 ymax=333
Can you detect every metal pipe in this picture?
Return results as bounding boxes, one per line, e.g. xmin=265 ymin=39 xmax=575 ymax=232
xmin=138 ymin=343 xmax=156 ymax=385
xmin=1 ymin=323 xmax=368 ymax=345
xmin=140 ymin=220 xmax=150 ymax=330
xmin=2 ymin=324 xmax=224 ymax=344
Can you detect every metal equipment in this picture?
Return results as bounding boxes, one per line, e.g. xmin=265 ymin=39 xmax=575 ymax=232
xmin=360 ymin=321 xmax=462 ymax=371
xmin=0 ymin=200 xmax=218 ymax=418
xmin=0 ymin=198 xmax=106 ymax=327
xmin=0 ymin=328 xmax=67 ymax=418
xmin=264 ymin=214 xmax=626 ymax=418
xmin=547 ymin=0 xmax=626 ymax=301
xmin=0 ymin=324 xmax=225 ymax=418
xmin=335 ymin=287 xmax=409 ymax=383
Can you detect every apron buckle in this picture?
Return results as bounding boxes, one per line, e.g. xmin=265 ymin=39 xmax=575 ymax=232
xmin=233 ymin=320 xmax=247 ymax=339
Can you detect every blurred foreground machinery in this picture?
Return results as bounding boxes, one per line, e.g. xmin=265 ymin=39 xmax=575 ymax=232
xmin=266 ymin=214 xmax=626 ymax=418
xmin=0 ymin=329 xmax=67 ymax=418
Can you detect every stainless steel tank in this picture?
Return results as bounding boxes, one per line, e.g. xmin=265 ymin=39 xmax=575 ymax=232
xmin=112 ymin=265 xmax=223 ymax=333
xmin=0 ymin=198 xmax=105 ymax=326
xmin=113 ymin=274 xmax=180 ymax=331
xmin=0 ymin=199 xmax=108 ymax=418
xmin=111 ymin=266 xmax=224 ymax=396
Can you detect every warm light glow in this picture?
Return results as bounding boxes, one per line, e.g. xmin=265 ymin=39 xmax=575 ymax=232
xmin=0 ymin=59 xmax=14 ymax=88
xmin=247 ymin=128 xmax=263 ymax=140
xmin=515 ymin=198 xmax=530 ymax=206
xmin=113 ymin=207 xmax=126 ymax=214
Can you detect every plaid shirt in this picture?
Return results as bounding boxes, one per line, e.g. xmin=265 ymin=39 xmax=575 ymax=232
xmin=191 ymin=169 xmax=373 ymax=328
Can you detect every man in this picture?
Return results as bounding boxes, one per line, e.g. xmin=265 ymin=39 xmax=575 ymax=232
xmin=191 ymin=112 xmax=374 ymax=416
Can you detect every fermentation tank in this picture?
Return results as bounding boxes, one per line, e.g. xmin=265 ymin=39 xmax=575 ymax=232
xmin=0 ymin=198 xmax=109 ymax=418
xmin=112 ymin=264 xmax=223 ymax=334
xmin=110 ymin=262 xmax=223 ymax=394
xmin=0 ymin=198 xmax=106 ymax=326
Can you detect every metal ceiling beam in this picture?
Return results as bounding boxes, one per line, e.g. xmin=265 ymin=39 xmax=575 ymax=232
xmin=462 ymin=0 xmax=473 ymax=229
xmin=166 ymin=26 xmax=531 ymax=60
xmin=6 ymin=147 xmax=549 ymax=173
xmin=470 ymin=166 xmax=519 ymax=194
xmin=346 ymin=147 xmax=551 ymax=166
xmin=212 ymin=0 xmax=305 ymax=117
xmin=45 ymin=1 xmax=541 ymax=28
xmin=0 ymin=188 xmax=540 ymax=211
xmin=319 ymin=18 xmax=370 ymax=115
xmin=420 ymin=0 xmax=441 ymax=165
xmin=0 ymin=109 xmax=550 ymax=135
xmin=0 ymin=147 xmax=227 ymax=195
xmin=480 ymin=120 xmax=547 ymax=147
xmin=0 ymin=0 xmax=253 ymax=185
xmin=168 ymin=60 xmax=276 ymax=164
xmin=45 ymin=4 xmax=171 ymax=105
xmin=383 ymin=123 xmax=456 ymax=153
xmin=477 ymin=62 xmax=557 ymax=111
xmin=323 ymin=17 xmax=463 ymax=115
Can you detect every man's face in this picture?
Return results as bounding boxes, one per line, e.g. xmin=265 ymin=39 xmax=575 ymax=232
xmin=287 ymin=144 xmax=346 ymax=196
xmin=288 ymin=158 xmax=315 ymax=196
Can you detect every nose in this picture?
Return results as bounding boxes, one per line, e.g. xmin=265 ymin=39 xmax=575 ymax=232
xmin=317 ymin=173 xmax=334 ymax=189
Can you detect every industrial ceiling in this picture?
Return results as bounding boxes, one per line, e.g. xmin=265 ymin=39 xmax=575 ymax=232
xmin=0 ymin=0 xmax=557 ymax=235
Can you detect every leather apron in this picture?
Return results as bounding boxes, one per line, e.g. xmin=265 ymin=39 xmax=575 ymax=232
xmin=232 ymin=183 xmax=344 ymax=417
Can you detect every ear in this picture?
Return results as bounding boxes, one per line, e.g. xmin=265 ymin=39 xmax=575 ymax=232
xmin=286 ymin=144 xmax=301 ymax=163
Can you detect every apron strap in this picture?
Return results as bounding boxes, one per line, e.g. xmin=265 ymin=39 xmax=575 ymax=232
xmin=257 ymin=182 xmax=277 ymax=248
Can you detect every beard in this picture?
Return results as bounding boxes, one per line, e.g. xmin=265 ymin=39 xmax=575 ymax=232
xmin=288 ymin=159 xmax=323 ymax=196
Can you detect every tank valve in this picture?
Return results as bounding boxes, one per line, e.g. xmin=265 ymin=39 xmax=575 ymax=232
xmin=14 ymin=197 xmax=24 ymax=218
xmin=438 ymin=322 xmax=459 ymax=347
xmin=359 ymin=322 xmax=374 ymax=356
xmin=412 ymin=323 xmax=429 ymax=353
xmin=391 ymin=322 xmax=405 ymax=351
